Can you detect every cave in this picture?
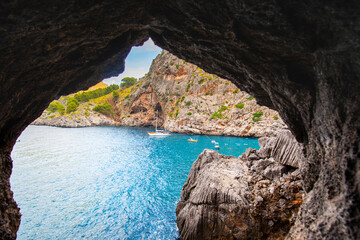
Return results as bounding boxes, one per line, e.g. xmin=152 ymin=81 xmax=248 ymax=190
xmin=1 ymin=1 xmax=359 ymax=239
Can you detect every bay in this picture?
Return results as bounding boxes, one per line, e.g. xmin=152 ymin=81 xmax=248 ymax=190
xmin=11 ymin=125 xmax=259 ymax=239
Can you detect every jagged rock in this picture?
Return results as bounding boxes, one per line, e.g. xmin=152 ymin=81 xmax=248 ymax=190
xmin=263 ymin=163 xmax=288 ymax=180
xmin=117 ymin=51 xmax=287 ymax=137
xmin=177 ymin=149 xmax=303 ymax=240
xmin=177 ymin=131 xmax=305 ymax=239
xmin=271 ymin=131 xmax=303 ymax=168
xmin=32 ymin=113 xmax=118 ymax=127
xmin=0 ymin=1 xmax=359 ymax=239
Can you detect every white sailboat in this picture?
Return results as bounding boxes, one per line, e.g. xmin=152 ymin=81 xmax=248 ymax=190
xmin=148 ymin=111 xmax=170 ymax=136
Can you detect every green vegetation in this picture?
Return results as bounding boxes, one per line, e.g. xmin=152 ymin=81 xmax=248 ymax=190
xmin=273 ymin=116 xmax=279 ymax=120
xmin=186 ymin=84 xmax=191 ymax=92
xmin=175 ymin=100 xmax=180 ymax=106
xmin=120 ymin=77 xmax=137 ymax=88
xmin=66 ymin=99 xmax=79 ymax=113
xmin=66 ymin=102 xmax=78 ymax=114
xmin=233 ymin=89 xmax=239 ymax=94
xmin=48 ymin=101 xmax=65 ymax=115
xmin=73 ymin=84 xmax=119 ymax=103
xmin=93 ymin=103 xmax=113 ymax=115
xmin=175 ymin=109 xmax=179 ymax=117
xmin=211 ymin=111 xmax=223 ymax=119
xmin=181 ymin=96 xmax=185 ymax=102
xmin=211 ymin=105 xmax=228 ymax=120
xmin=205 ymin=92 xmax=213 ymax=96
xmin=247 ymin=95 xmax=254 ymax=100
xmin=112 ymin=91 xmax=119 ymax=101
xmin=252 ymin=111 xmax=263 ymax=122
xmin=187 ymin=112 xmax=192 ymax=115
xmin=185 ymin=101 xmax=191 ymax=106
xmin=235 ymin=103 xmax=245 ymax=109
xmin=175 ymin=64 xmax=179 ymax=69
xmin=198 ymin=78 xmax=205 ymax=84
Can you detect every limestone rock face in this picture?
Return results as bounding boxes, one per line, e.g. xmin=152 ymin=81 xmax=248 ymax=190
xmin=0 ymin=1 xmax=359 ymax=239
xmin=32 ymin=111 xmax=118 ymax=128
xmin=271 ymin=131 xmax=303 ymax=168
xmin=118 ymin=51 xmax=287 ymax=137
xmin=177 ymin=130 xmax=304 ymax=240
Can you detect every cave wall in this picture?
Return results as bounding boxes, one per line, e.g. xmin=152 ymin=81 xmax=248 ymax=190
xmin=0 ymin=0 xmax=359 ymax=239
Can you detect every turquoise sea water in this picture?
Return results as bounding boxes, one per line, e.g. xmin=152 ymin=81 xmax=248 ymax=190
xmin=11 ymin=125 xmax=259 ymax=239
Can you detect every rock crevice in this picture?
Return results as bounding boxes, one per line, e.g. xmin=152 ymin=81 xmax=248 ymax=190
xmin=0 ymin=1 xmax=359 ymax=238
xmin=177 ymin=131 xmax=304 ymax=239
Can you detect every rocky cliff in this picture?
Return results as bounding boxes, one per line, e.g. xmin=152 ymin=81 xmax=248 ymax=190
xmin=0 ymin=1 xmax=359 ymax=239
xmin=177 ymin=130 xmax=303 ymax=239
xmin=32 ymin=83 xmax=120 ymax=127
xmin=118 ymin=51 xmax=286 ymax=137
xmin=34 ymin=51 xmax=286 ymax=137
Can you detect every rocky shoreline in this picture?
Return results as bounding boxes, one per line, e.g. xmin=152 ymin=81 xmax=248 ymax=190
xmin=33 ymin=51 xmax=287 ymax=138
xmin=176 ymin=130 xmax=304 ymax=239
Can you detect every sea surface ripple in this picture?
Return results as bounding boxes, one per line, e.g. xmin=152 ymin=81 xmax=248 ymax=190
xmin=11 ymin=125 xmax=259 ymax=239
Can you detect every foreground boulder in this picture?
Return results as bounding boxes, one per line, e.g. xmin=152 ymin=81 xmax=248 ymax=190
xmin=0 ymin=1 xmax=359 ymax=238
xmin=177 ymin=131 xmax=303 ymax=239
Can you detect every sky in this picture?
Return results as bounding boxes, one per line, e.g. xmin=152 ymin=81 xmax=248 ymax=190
xmin=103 ymin=38 xmax=162 ymax=85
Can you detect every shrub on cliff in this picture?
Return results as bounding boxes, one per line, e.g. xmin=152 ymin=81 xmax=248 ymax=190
xmin=211 ymin=111 xmax=223 ymax=119
xmin=120 ymin=77 xmax=137 ymax=88
xmin=113 ymin=91 xmax=119 ymax=101
xmin=48 ymin=101 xmax=65 ymax=115
xmin=211 ymin=105 xmax=228 ymax=119
xmin=66 ymin=101 xmax=78 ymax=113
xmin=252 ymin=111 xmax=263 ymax=122
xmin=235 ymin=103 xmax=244 ymax=109
xmin=74 ymin=84 xmax=119 ymax=103
xmin=93 ymin=103 xmax=113 ymax=115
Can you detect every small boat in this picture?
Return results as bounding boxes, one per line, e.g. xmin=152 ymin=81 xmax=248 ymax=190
xmin=211 ymin=140 xmax=216 ymax=143
xmin=148 ymin=111 xmax=170 ymax=136
xmin=188 ymin=137 xmax=198 ymax=142
xmin=148 ymin=130 xmax=170 ymax=136
xmin=214 ymin=144 xmax=220 ymax=149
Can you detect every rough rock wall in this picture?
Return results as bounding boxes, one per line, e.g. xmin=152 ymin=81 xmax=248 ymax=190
xmin=119 ymin=51 xmax=286 ymax=137
xmin=177 ymin=131 xmax=304 ymax=239
xmin=0 ymin=1 xmax=359 ymax=238
xmin=0 ymin=153 xmax=21 ymax=239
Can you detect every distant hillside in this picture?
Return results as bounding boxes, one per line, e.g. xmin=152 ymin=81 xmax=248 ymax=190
xmin=33 ymin=51 xmax=286 ymax=137
xmin=115 ymin=51 xmax=286 ymax=137
xmin=88 ymin=82 xmax=108 ymax=91
xmin=33 ymin=82 xmax=121 ymax=127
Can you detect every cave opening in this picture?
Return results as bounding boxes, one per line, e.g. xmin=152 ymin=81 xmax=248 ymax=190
xmin=1 ymin=1 xmax=359 ymax=239
xmin=10 ymin=36 xmax=294 ymax=239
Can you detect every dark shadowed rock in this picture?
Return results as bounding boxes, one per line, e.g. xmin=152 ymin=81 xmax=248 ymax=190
xmin=271 ymin=131 xmax=303 ymax=168
xmin=177 ymin=131 xmax=305 ymax=239
xmin=0 ymin=1 xmax=359 ymax=239
xmin=177 ymin=147 xmax=303 ymax=239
